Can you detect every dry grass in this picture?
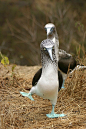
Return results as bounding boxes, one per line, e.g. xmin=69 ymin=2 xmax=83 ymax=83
xmin=0 ymin=64 xmax=86 ymax=129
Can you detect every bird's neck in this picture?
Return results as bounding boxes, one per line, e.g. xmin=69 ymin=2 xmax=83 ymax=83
xmin=42 ymin=63 xmax=58 ymax=81
xmin=48 ymin=36 xmax=59 ymax=62
xmin=47 ymin=34 xmax=55 ymax=41
xmin=47 ymin=32 xmax=59 ymax=60
xmin=47 ymin=30 xmax=59 ymax=46
xmin=41 ymin=52 xmax=58 ymax=76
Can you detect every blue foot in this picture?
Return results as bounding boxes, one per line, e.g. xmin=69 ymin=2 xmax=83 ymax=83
xmin=20 ymin=91 xmax=34 ymax=101
xmin=61 ymin=85 xmax=65 ymax=88
xmin=61 ymin=80 xmax=65 ymax=89
xmin=46 ymin=113 xmax=66 ymax=118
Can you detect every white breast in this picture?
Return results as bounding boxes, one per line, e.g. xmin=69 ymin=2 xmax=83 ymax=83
xmin=35 ymin=64 xmax=59 ymax=100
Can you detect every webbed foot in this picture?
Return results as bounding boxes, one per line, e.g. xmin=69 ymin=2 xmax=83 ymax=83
xmin=20 ymin=92 xmax=34 ymax=101
xmin=46 ymin=113 xmax=66 ymax=118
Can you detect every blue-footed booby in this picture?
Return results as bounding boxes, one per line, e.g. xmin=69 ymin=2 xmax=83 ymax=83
xmin=44 ymin=23 xmax=77 ymax=88
xmin=20 ymin=39 xmax=65 ymax=118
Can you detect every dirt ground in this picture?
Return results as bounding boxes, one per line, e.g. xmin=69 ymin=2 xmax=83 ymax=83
xmin=0 ymin=64 xmax=86 ymax=129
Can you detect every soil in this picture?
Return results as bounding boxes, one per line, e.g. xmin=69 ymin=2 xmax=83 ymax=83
xmin=0 ymin=64 xmax=86 ymax=129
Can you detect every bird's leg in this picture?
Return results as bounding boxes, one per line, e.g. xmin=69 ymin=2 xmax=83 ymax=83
xmin=61 ymin=79 xmax=65 ymax=89
xmin=46 ymin=105 xmax=66 ymax=118
xmin=20 ymin=92 xmax=34 ymax=101
xmin=20 ymin=87 xmax=35 ymax=101
xmin=51 ymin=104 xmax=54 ymax=114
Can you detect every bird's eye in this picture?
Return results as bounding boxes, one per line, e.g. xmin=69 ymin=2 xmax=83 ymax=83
xmin=51 ymin=27 xmax=53 ymax=31
xmin=52 ymin=46 xmax=54 ymax=49
xmin=51 ymin=27 xmax=54 ymax=32
xmin=44 ymin=27 xmax=47 ymax=32
xmin=43 ymin=48 xmax=46 ymax=50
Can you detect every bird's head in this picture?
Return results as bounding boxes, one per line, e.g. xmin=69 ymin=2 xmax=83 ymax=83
xmin=40 ymin=39 xmax=55 ymax=61
xmin=44 ymin=23 xmax=55 ymax=36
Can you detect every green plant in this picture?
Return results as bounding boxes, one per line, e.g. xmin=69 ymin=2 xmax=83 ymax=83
xmin=0 ymin=51 xmax=16 ymax=85
xmin=0 ymin=51 xmax=9 ymax=66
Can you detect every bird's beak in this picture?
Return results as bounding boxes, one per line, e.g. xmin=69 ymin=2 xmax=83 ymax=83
xmin=47 ymin=28 xmax=51 ymax=36
xmin=47 ymin=47 xmax=53 ymax=61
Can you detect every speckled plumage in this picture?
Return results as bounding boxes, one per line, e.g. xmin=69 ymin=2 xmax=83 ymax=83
xmin=20 ymin=39 xmax=65 ymax=118
xmin=32 ymin=39 xmax=59 ymax=104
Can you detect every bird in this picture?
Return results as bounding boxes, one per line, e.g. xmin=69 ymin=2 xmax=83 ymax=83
xmin=44 ymin=23 xmax=78 ymax=88
xmin=20 ymin=39 xmax=65 ymax=118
